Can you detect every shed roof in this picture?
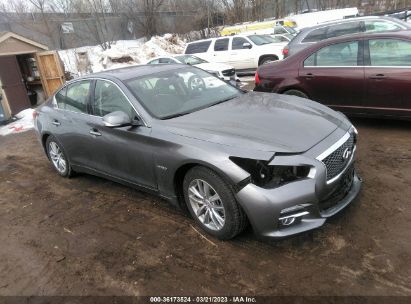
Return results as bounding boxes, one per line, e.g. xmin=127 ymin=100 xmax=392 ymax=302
xmin=0 ymin=32 xmax=48 ymax=56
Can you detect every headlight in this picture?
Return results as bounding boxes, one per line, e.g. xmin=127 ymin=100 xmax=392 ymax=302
xmin=230 ymin=157 xmax=311 ymax=188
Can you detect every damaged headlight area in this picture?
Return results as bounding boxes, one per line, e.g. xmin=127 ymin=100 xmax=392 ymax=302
xmin=230 ymin=157 xmax=311 ymax=189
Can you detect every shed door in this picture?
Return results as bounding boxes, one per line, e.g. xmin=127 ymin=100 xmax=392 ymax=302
xmin=36 ymin=51 xmax=65 ymax=98
xmin=0 ymin=56 xmax=30 ymax=114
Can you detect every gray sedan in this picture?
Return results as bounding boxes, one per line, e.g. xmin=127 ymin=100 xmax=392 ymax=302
xmin=34 ymin=64 xmax=361 ymax=240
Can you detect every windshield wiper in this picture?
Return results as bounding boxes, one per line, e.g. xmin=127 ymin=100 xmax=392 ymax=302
xmin=209 ymin=95 xmax=238 ymax=107
xmin=162 ymin=111 xmax=192 ymax=120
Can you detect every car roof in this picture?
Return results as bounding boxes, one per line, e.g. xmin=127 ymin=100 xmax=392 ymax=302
xmin=80 ymin=64 xmax=186 ymax=81
xmin=299 ymin=15 xmax=409 ymax=34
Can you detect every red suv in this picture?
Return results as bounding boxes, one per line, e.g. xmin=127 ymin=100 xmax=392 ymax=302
xmin=254 ymin=31 xmax=411 ymax=120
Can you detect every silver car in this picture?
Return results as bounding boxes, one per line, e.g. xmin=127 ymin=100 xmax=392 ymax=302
xmin=34 ymin=64 xmax=361 ymax=240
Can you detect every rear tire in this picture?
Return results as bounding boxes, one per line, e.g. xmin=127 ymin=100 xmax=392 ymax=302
xmin=46 ymin=135 xmax=73 ymax=178
xmin=183 ymin=166 xmax=247 ymax=240
xmin=283 ymin=89 xmax=309 ymax=99
xmin=259 ymin=56 xmax=278 ymax=66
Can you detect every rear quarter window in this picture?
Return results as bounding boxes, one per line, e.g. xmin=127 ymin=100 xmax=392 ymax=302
xmin=302 ymin=27 xmax=327 ymax=43
xmin=185 ymin=41 xmax=212 ymax=54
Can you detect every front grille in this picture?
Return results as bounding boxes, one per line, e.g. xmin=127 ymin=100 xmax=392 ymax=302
xmin=319 ymin=165 xmax=354 ymax=211
xmin=222 ymin=69 xmax=235 ymax=77
xmin=322 ymin=132 xmax=356 ymax=181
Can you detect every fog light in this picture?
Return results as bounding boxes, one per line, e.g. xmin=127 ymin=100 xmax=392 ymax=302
xmin=280 ymin=217 xmax=296 ymax=226
xmin=278 ymin=211 xmax=309 ymax=228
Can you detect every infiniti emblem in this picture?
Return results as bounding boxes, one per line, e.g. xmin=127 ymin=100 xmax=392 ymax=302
xmin=342 ymin=148 xmax=352 ymax=161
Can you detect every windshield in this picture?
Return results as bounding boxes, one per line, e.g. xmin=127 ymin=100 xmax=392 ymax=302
xmin=174 ymin=55 xmax=208 ymax=65
xmin=247 ymin=35 xmax=275 ymax=45
xmin=125 ymin=67 xmax=242 ymax=119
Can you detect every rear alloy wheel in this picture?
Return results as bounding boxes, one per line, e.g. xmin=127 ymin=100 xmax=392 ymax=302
xmin=260 ymin=56 xmax=278 ymax=66
xmin=46 ymin=136 xmax=72 ymax=177
xmin=283 ymin=89 xmax=309 ymax=99
xmin=183 ymin=166 xmax=247 ymax=240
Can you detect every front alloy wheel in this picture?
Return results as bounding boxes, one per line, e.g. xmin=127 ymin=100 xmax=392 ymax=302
xmin=188 ymin=179 xmax=225 ymax=231
xmin=183 ymin=166 xmax=248 ymax=240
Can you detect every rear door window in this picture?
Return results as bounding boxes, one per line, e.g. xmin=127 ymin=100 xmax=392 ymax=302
xmin=185 ymin=41 xmax=212 ymax=54
xmin=326 ymin=22 xmax=361 ymax=39
xmin=302 ymin=27 xmax=327 ymax=43
xmin=62 ymin=81 xmax=91 ymax=113
xmin=55 ymin=87 xmax=67 ymax=108
xmin=304 ymin=41 xmax=359 ymax=67
xmin=214 ymin=38 xmax=229 ymax=51
xmin=368 ymin=39 xmax=411 ymax=66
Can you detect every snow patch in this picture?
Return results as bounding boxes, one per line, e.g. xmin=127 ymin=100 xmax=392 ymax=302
xmin=0 ymin=108 xmax=35 ymax=136
xmin=59 ymin=34 xmax=186 ymax=77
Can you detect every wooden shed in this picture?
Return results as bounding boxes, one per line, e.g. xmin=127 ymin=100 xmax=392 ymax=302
xmin=0 ymin=32 xmax=65 ymax=119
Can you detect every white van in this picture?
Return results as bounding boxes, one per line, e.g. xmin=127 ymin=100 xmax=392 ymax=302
xmin=184 ymin=34 xmax=285 ymax=73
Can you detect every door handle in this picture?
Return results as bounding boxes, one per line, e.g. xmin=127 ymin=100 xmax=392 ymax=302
xmin=89 ymin=129 xmax=102 ymax=137
xmin=51 ymin=120 xmax=61 ymax=126
xmin=304 ymin=73 xmax=315 ymax=79
xmin=369 ymin=74 xmax=386 ymax=79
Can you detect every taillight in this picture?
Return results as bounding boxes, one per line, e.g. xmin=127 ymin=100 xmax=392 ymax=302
xmin=255 ymin=71 xmax=261 ymax=85
xmin=282 ymin=47 xmax=289 ymax=57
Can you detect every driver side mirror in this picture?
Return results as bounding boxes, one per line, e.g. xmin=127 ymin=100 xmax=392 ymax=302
xmin=243 ymin=42 xmax=252 ymax=49
xmin=103 ymin=111 xmax=135 ymax=128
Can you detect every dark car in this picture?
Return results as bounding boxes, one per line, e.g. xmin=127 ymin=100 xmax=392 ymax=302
xmin=255 ymin=31 xmax=411 ymax=120
xmin=283 ymin=16 xmax=411 ymax=58
xmin=34 ymin=64 xmax=361 ymax=240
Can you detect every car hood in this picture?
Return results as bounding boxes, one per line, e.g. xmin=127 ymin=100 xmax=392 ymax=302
xmin=162 ymin=92 xmax=348 ymax=153
xmin=195 ymin=62 xmax=234 ymax=72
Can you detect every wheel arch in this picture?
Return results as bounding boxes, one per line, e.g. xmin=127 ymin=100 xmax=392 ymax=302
xmin=173 ymin=161 xmax=240 ymax=210
xmin=277 ymin=87 xmax=310 ymax=99
xmin=258 ymin=54 xmax=279 ymax=66
xmin=41 ymin=133 xmax=52 ymax=157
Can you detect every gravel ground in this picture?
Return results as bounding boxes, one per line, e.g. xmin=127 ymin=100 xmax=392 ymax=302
xmin=0 ymin=114 xmax=410 ymax=296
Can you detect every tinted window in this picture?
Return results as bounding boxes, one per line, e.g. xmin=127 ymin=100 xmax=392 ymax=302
xmin=365 ymin=20 xmax=402 ymax=32
xmin=304 ymin=41 xmax=359 ymax=67
xmin=369 ymin=39 xmax=411 ymax=66
xmin=214 ymin=38 xmax=229 ymax=51
xmin=93 ymin=80 xmax=136 ymax=119
xmin=64 ymin=81 xmax=91 ymax=113
xmin=302 ymin=27 xmax=327 ymax=43
xmin=326 ymin=22 xmax=361 ymax=39
xmin=159 ymin=58 xmax=175 ymax=63
xmin=185 ymin=41 xmax=212 ymax=54
xmin=232 ymin=37 xmax=250 ymax=50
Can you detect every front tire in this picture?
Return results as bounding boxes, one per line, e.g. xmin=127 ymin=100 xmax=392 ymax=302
xmin=183 ymin=166 xmax=247 ymax=240
xmin=283 ymin=89 xmax=309 ymax=99
xmin=46 ymin=135 xmax=73 ymax=177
